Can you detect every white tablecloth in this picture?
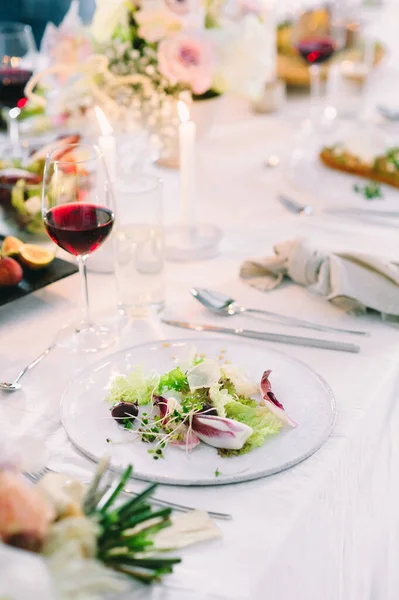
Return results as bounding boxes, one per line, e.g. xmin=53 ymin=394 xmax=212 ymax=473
xmin=2 ymin=4 xmax=399 ymax=599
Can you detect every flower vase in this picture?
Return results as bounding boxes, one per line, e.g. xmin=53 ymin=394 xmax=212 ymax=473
xmin=157 ymin=94 xmax=223 ymax=169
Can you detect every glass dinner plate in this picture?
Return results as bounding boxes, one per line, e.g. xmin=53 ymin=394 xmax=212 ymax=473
xmin=61 ymin=338 xmax=336 ymax=486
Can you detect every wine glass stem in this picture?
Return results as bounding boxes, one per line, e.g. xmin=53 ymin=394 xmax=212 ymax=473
xmin=8 ymin=107 xmax=21 ymax=155
xmin=77 ymin=255 xmax=92 ymax=329
xmin=309 ymin=64 xmax=322 ymax=111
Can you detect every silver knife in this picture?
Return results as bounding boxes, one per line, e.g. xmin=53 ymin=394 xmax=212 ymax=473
xmin=327 ymin=207 xmax=399 ymax=219
xmin=279 ymin=194 xmax=399 ymax=221
xmin=161 ymin=320 xmax=360 ymax=353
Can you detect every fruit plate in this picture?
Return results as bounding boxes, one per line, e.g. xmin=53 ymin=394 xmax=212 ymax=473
xmin=61 ymin=338 xmax=336 ymax=487
xmin=0 ymin=234 xmax=78 ymax=307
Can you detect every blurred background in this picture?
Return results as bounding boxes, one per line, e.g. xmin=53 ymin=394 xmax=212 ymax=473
xmin=0 ymin=0 xmax=95 ymax=45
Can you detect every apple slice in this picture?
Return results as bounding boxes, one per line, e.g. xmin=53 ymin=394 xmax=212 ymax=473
xmin=29 ymin=134 xmax=80 ymax=163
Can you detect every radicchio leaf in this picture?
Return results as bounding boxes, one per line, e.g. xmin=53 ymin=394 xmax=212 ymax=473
xmin=191 ymin=414 xmax=253 ymax=450
xmin=170 ymin=424 xmax=200 ymax=451
xmin=260 ymin=370 xmax=297 ymax=428
xmin=154 ymin=394 xmax=168 ymax=421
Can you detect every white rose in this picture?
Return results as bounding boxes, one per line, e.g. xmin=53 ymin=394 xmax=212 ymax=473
xmin=135 ymin=6 xmax=182 ymax=43
xmin=91 ymin=0 xmax=130 ymax=43
xmin=210 ymin=15 xmax=273 ymax=99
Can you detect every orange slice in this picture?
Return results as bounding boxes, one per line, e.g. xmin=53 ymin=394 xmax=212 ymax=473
xmin=19 ymin=244 xmax=55 ymax=270
xmin=1 ymin=236 xmax=24 ymax=257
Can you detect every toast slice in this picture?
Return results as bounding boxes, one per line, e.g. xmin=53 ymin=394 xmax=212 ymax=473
xmin=320 ymin=145 xmax=399 ymax=190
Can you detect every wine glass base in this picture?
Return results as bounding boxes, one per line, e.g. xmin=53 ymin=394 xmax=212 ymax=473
xmin=55 ymin=322 xmax=119 ymax=353
xmin=165 ymin=224 xmax=222 ymax=261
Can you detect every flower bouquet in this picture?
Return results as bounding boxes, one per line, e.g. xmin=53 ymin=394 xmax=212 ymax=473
xmin=25 ymin=0 xmax=274 ymax=157
xmin=0 ymin=438 xmax=220 ymax=600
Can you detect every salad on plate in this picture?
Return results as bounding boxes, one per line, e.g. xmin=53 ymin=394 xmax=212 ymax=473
xmin=0 ymin=134 xmax=80 ymax=234
xmin=106 ymin=347 xmax=297 ymax=459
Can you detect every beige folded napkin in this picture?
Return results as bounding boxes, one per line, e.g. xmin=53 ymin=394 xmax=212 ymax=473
xmin=240 ymin=238 xmax=399 ymax=319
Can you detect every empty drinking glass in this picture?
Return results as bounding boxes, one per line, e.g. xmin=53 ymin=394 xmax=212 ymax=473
xmin=114 ymin=175 xmax=164 ymax=317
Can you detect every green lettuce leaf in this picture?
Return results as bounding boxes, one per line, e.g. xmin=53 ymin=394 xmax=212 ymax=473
xmin=236 ymin=395 xmax=257 ymax=408
xmin=220 ymin=401 xmax=282 ymax=456
xmin=106 ymin=366 xmax=159 ymax=406
xmin=158 ymin=367 xmax=189 ymax=394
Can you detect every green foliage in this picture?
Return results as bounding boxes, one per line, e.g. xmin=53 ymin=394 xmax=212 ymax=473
xmin=219 ymin=401 xmax=282 ymax=457
xmin=83 ymin=462 xmax=181 ymax=583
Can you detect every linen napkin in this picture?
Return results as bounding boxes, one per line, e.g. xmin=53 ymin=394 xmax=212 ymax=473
xmin=240 ymin=238 xmax=399 ymax=319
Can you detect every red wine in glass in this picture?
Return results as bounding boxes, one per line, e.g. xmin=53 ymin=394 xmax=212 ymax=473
xmin=296 ymin=38 xmax=336 ymax=65
xmin=44 ymin=203 xmax=114 ymax=256
xmin=0 ymin=68 xmax=33 ymax=108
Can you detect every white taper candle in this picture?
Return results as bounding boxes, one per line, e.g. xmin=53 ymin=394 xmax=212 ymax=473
xmin=178 ymin=100 xmax=196 ymax=227
xmin=95 ymin=105 xmax=116 ymax=182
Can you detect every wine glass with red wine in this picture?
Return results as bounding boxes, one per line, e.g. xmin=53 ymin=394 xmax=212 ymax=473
xmin=0 ymin=22 xmax=37 ymax=153
xmin=292 ymin=4 xmax=346 ymax=124
xmin=42 ymin=143 xmax=117 ymax=352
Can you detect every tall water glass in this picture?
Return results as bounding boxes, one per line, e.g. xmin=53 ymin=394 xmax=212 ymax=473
xmin=115 ymin=175 xmax=164 ymax=317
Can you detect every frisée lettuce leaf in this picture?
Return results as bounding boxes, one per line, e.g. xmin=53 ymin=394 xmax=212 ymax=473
xmin=106 ymin=366 xmax=159 ymax=406
xmin=158 ymin=367 xmax=190 ymax=394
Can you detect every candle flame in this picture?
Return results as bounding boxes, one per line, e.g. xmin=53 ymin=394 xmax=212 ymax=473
xmin=177 ymin=100 xmax=190 ymax=123
xmin=95 ymin=105 xmax=113 ymax=135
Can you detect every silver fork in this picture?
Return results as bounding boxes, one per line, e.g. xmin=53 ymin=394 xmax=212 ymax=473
xmin=24 ymin=467 xmax=232 ymax=521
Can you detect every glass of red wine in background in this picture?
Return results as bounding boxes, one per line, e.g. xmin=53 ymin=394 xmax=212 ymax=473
xmin=0 ymin=23 xmax=36 ymax=153
xmin=292 ymin=5 xmax=346 ymax=122
xmin=42 ymin=144 xmax=117 ymax=352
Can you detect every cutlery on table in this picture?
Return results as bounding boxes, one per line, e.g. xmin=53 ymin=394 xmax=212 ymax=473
xmin=24 ymin=466 xmax=232 ymax=521
xmin=278 ymin=194 xmax=399 ymax=221
xmin=162 ymin=319 xmax=360 ymax=353
xmin=191 ymin=287 xmax=368 ymax=337
xmin=0 ymin=342 xmax=56 ymax=392
xmin=377 ymin=105 xmax=399 ymax=121
xmin=278 ymin=194 xmax=314 ymax=217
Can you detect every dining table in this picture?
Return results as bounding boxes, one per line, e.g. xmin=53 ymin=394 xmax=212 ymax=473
xmin=2 ymin=2 xmax=399 ymax=599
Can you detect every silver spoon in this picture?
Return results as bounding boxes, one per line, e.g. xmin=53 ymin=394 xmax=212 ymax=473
xmin=0 ymin=342 xmax=56 ymax=391
xmin=377 ymin=105 xmax=399 ymax=122
xmin=191 ymin=287 xmax=369 ymax=337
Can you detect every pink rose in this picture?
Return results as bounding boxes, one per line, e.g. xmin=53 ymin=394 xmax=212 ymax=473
xmin=0 ymin=471 xmax=55 ymax=551
xmin=158 ymin=34 xmax=214 ymax=95
xmin=164 ymin=0 xmax=197 ymax=15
